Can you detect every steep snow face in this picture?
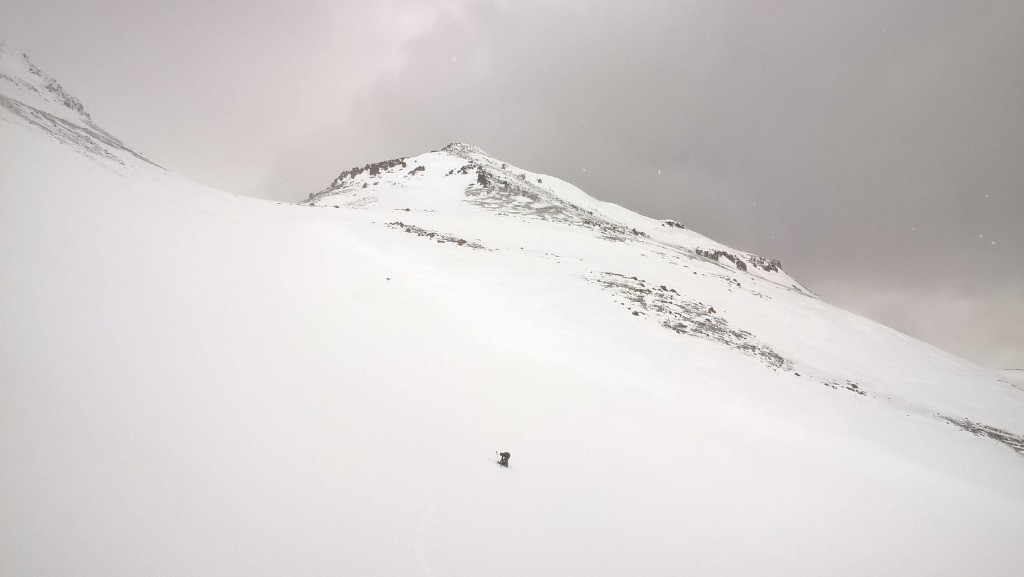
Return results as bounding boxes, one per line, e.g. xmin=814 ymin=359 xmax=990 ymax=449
xmin=3 ymin=54 xmax=1024 ymax=577
xmin=0 ymin=43 xmax=157 ymax=167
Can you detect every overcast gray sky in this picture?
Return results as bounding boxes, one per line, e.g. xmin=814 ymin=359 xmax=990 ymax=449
xmin=3 ymin=0 xmax=1021 ymax=368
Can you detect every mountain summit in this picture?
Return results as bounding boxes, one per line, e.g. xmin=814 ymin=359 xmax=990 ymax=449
xmin=2 ymin=49 xmax=1022 ymax=577
xmin=300 ymin=141 xmax=820 ymax=372
xmin=307 ymin=141 xmax=795 ymax=280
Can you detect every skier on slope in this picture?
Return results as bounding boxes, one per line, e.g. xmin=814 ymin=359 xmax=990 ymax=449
xmin=497 ymin=451 xmax=511 ymax=467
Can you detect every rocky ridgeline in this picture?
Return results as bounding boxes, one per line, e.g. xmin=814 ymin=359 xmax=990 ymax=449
xmin=460 ymin=164 xmax=650 ymax=241
xmin=1 ymin=94 xmax=160 ymax=167
xmin=0 ymin=47 xmax=159 ymax=168
xmin=439 ymin=142 xmax=489 ymax=157
xmin=26 ymin=58 xmax=90 ymax=119
xmin=302 ymin=156 xmax=412 ymax=205
xmin=939 ymin=416 xmax=1024 ymax=457
xmin=695 ymin=248 xmax=782 ymax=274
xmin=298 ymin=143 xmax=777 ymax=282
xmin=386 ymin=221 xmax=488 ymax=250
xmin=823 ymin=379 xmax=868 ymax=396
xmin=591 ymin=272 xmax=791 ymax=370
xmin=330 ymin=157 xmax=409 ymax=187
xmin=747 ymin=254 xmax=782 ymax=273
xmin=444 ymin=163 xmax=475 ymax=177
xmin=438 ymin=147 xmax=787 ymax=273
xmin=1 ymin=45 xmax=91 ymax=120
xmin=430 ymin=142 xmax=652 ymax=242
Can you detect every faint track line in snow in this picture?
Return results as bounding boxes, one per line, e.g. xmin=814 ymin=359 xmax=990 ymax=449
xmin=414 ymin=471 xmax=486 ymax=577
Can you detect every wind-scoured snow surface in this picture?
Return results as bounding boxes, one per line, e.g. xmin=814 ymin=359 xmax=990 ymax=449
xmin=2 ymin=50 xmax=1023 ymax=577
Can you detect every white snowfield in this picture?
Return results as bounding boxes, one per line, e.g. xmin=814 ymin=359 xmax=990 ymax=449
xmin=2 ymin=47 xmax=1022 ymax=577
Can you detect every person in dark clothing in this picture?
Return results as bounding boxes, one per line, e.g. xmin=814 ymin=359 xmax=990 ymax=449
xmin=498 ymin=451 xmax=511 ymax=467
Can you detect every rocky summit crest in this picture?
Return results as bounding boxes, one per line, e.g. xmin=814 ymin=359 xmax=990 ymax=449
xmin=440 ymin=142 xmax=489 ymax=158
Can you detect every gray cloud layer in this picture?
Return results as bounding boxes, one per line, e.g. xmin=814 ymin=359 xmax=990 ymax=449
xmin=3 ymin=0 xmax=1021 ymax=367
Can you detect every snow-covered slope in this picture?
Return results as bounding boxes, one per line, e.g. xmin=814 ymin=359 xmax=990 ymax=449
xmin=2 ymin=51 xmax=1022 ymax=577
xmin=0 ymin=43 xmax=158 ymax=167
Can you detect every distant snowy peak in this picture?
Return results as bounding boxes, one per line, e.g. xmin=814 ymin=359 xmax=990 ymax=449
xmin=304 ymin=142 xmax=642 ymax=236
xmin=305 ymin=141 xmax=803 ymax=290
xmin=0 ymin=44 xmax=158 ymax=168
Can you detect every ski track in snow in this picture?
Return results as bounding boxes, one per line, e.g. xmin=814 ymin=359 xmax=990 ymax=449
xmin=414 ymin=470 xmax=487 ymax=577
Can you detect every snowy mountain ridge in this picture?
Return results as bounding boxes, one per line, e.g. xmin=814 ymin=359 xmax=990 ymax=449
xmin=297 ymin=140 xmax=1023 ymax=442
xmin=3 ymin=48 xmax=1023 ymax=577
xmin=301 ymin=143 xmax=821 ymax=373
xmin=0 ymin=43 xmax=158 ymax=167
xmin=0 ymin=42 xmax=91 ymax=120
xmin=305 ymin=142 xmax=804 ymax=288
